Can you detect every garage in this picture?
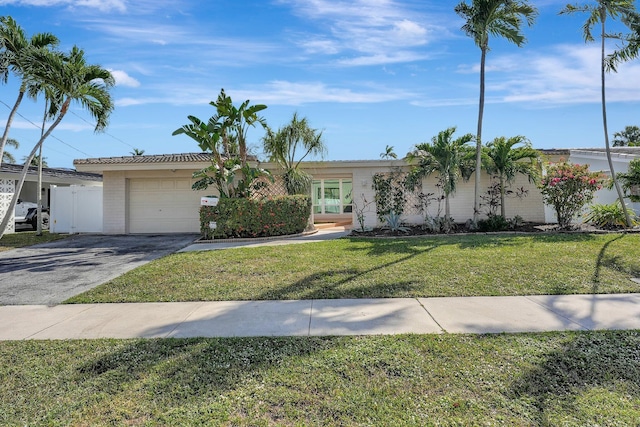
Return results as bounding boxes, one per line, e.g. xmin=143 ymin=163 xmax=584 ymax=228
xmin=128 ymin=178 xmax=205 ymax=233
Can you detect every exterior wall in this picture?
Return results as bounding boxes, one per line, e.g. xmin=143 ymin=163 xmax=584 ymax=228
xmin=336 ymin=162 xmax=545 ymax=227
xmin=102 ymin=171 xmax=127 ymax=234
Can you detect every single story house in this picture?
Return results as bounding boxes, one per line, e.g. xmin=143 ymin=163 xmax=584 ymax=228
xmin=73 ymin=150 xmax=568 ymax=234
xmin=0 ymin=163 xmax=103 ymax=234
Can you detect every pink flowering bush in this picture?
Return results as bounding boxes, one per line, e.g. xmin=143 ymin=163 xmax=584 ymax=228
xmin=539 ymin=162 xmax=604 ymax=229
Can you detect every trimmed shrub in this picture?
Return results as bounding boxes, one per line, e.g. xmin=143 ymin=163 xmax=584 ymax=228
xmin=200 ymin=195 xmax=311 ymax=239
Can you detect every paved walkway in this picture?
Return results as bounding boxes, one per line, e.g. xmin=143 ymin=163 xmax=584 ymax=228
xmin=2 ymin=293 xmax=640 ymax=340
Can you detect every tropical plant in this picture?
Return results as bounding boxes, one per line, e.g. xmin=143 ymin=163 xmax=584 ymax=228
xmin=22 ymin=154 xmax=47 ymax=167
xmin=611 ymin=125 xmax=640 ymax=146
xmin=539 ymin=162 xmax=604 ymax=229
xmin=484 ymin=135 xmax=540 ymax=217
xmin=454 ymin=0 xmax=538 ymax=223
xmin=584 ymin=201 xmax=638 ymax=228
xmin=262 ymin=112 xmax=326 ymax=195
xmin=2 ymin=138 xmax=18 ymax=163
xmin=381 ymin=210 xmax=410 ymax=233
xmin=0 ymin=45 xmax=114 ymax=239
xmin=616 ymin=157 xmax=640 ymax=201
xmin=560 ymin=0 xmax=638 ymax=227
xmin=173 ymin=89 xmax=269 ymax=198
xmin=0 ymin=16 xmax=59 ymax=171
xmin=380 ymin=145 xmax=398 ymax=160
xmin=407 ymin=127 xmax=475 ymax=220
xmin=352 ymin=194 xmax=374 ymax=232
xmin=130 ymin=148 xmax=145 ymax=156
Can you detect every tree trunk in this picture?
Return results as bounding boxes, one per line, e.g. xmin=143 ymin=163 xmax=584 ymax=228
xmin=0 ymin=100 xmax=68 ymax=239
xmin=500 ymin=175 xmax=506 ymax=218
xmin=0 ymin=89 xmax=25 ymax=167
xmin=474 ymin=46 xmax=487 ymax=223
xmin=600 ymin=12 xmax=632 ymax=227
xmin=445 ymin=194 xmax=451 ymax=221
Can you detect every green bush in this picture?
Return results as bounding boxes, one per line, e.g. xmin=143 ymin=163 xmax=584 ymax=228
xmin=477 ymin=215 xmax=510 ymax=232
xmin=584 ymin=202 xmax=638 ymax=229
xmin=200 ymin=195 xmax=311 ymax=239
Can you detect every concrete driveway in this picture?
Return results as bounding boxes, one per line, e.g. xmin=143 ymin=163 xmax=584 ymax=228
xmin=0 ymin=234 xmax=198 ymax=306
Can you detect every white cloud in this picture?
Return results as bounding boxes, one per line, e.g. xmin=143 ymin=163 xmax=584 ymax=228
xmin=0 ymin=0 xmax=126 ymax=12
xmin=108 ymin=69 xmax=140 ymax=88
xmin=438 ymin=44 xmax=640 ymax=108
xmin=280 ymin=0 xmax=443 ymax=66
xmin=115 ymin=80 xmax=413 ymax=107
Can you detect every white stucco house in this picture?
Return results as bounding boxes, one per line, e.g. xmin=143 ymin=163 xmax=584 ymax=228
xmin=73 ymin=150 xmax=568 ymax=234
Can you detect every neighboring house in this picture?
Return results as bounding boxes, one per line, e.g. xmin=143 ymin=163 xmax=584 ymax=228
xmin=0 ymin=162 xmax=103 ymax=234
xmin=73 ymin=150 xmax=567 ymax=234
xmin=569 ymin=147 xmax=640 ymax=215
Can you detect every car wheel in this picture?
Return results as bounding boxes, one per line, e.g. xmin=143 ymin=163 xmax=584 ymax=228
xmin=41 ymin=213 xmax=50 ymax=230
xmin=30 ymin=213 xmax=50 ymax=231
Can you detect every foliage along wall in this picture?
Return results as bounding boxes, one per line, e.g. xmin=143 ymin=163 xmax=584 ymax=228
xmin=200 ymin=195 xmax=311 ymax=239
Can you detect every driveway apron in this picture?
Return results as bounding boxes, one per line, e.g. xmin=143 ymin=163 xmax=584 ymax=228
xmin=0 ymin=234 xmax=198 ymax=305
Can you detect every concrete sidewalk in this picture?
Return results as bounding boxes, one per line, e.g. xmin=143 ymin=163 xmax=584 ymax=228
xmin=2 ymin=293 xmax=640 ymax=340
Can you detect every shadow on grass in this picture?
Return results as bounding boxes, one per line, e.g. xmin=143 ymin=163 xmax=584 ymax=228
xmin=510 ymin=331 xmax=640 ymax=424
xmin=73 ymin=337 xmax=340 ymax=423
xmin=345 ymin=232 xmax=599 ymax=253
xmin=254 ymin=244 xmax=435 ymax=300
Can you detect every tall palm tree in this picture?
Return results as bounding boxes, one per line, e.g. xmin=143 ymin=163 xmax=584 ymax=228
xmin=455 ymin=0 xmax=537 ymax=223
xmin=262 ymin=112 xmax=327 ymax=195
xmin=0 ymin=45 xmax=114 ymax=238
xmin=407 ymin=127 xmax=475 ymax=220
xmin=561 ymin=0 xmax=637 ymax=227
xmin=485 ymin=135 xmax=540 ymax=217
xmin=2 ymin=138 xmax=19 ymax=163
xmin=0 ymin=16 xmax=58 ymax=170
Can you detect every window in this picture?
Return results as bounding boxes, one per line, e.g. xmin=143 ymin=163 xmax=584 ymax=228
xmin=313 ymin=179 xmax=352 ymax=215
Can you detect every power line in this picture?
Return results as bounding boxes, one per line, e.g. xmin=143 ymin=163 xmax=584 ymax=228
xmin=70 ymin=111 xmax=136 ymax=149
xmin=0 ymin=98 xmax=94 ymax=157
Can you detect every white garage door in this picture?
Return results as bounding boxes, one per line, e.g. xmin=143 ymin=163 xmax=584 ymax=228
xmin=129 ymin=178 xmax=203 ymax=233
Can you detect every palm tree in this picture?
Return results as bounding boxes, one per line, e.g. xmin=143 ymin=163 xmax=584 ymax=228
xmin=454 ymin=0 xmax=537 ymax=223
xmin=0 ymin=16 xmax=59 ymax=171
xmin=485 ymin=135 xmax=540 ymax=217
xmin=612 ymin=125 xmax=640 ymax=146
xmin=561 ymin=1 xmax=637 ymax=227
xmin=262 ymin=113 xmax=327 ymax=195
xmin=2 ymin=138 xmax=19 ymax=163
xmin=22 ymin=154 xmax=47 ymax=167
xmin=0 ymin=45 xmax=114 ymax=238
xmin=130 ymin=148 xmax=145 ymax=156
xmin=407 ymin=127 xmax=475 ymax=220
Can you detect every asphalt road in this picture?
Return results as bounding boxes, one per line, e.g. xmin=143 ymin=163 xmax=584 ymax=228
xmin=0 ymin=234 xmax=198 ymax=305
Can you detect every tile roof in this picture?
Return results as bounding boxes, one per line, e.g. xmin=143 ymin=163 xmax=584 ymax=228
xmin=73 ymin=152 xmax=212 ymax=165
xmin=1 ymin=163 xmax=102 ymax=181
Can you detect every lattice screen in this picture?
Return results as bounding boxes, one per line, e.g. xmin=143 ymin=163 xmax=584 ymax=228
xmin=0 ymin=179 xmax=15 ymax=234
xmin=251 ymin=175 xmax=288 ymax=199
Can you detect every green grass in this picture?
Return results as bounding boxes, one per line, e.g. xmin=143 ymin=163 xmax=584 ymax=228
xmin=67 ymin=233 xmax=640 ymax=303
xmin=0 ymin=230 xmax=69 ymax=252
xmin=1 ymin=331 xmax=639 ymax=426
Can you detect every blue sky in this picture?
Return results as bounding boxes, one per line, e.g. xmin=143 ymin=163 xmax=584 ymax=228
xmin=1 ymin=0 xmax=640 ymax=168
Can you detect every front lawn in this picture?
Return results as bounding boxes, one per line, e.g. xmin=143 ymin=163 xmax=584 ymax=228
xmin=1 ymin=332 xmax=639 ymax=425
xmin=67 ymin=233 xmax=640 ymax=303
xmin=0 ymin=230 xmax=69 ymax=252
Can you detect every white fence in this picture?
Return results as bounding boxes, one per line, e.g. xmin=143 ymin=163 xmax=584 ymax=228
xmin=50 ymin=185 xmax=103 ymax=233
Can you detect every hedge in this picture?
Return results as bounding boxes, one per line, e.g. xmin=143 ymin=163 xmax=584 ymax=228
xmin=200 ymin=195 xmax=311 ymax=239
